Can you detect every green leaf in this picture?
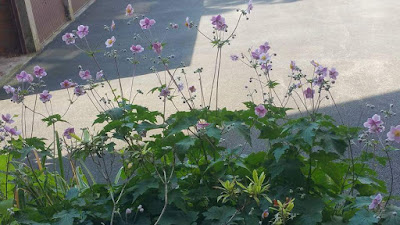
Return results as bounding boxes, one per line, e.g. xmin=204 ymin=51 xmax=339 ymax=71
xmin=41 ymin=114 xmax=66 ymax=126
xmin=53 ymin=210 xmax=81 ymax=225
xmin=293 ymin=197 xmax=324 ymax=225
xmin=114 ymin=166 xmax=127 ymax=184
xmin=175 ymin=137 xmax=197 ymax=161
xmin=203 ymin=206 xmax=239 ymax=224
xmin=158 ymin=209 xmax=198 ymax=225
xmin=273 ymin=145 xmax=289 ymax=162
xmin=55 ymin=132 xmax=65 ymax=180
xmin=348 ymin=208 xmax=378 ymax=225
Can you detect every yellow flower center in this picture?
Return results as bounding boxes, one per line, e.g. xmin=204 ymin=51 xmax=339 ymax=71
xmin=261 ymin=55 xmax=267 ymax=60
xmin=108 ymin=39 xmax=113 ymax=44
xmin=394 ymin=130 xmax=400 ymax=137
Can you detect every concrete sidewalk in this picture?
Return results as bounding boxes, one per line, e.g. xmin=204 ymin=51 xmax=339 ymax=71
xmin=1 ymin=0 xmax=400 ymax=193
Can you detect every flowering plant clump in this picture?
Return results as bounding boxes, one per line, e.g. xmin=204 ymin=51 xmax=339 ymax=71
xmin=0 ymin=1 xmax=399 ymax=225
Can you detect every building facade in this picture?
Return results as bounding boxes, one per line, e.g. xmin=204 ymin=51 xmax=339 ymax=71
xmin=0 ymin=0 xmax=93 ymax=56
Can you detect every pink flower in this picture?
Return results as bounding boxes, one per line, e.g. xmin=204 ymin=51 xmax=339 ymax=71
xmin=39 ymin=90 xmax=52 ymax=103
xmin=62 ymin=33 xmax=76 ymax=45
xmin=185 ymin=17 xmax=193 ymax=28
xmin=171 ymin=23 xmax=179 ymax=29
xmin=363 ymin=114 xmax=384 ymax=133
xmin=125 ymin=4 xmax=134 ymax=16
xmin=33 ymin=65 xmax=47 ymax=78
xmin=4 ymin=126 xmax=21 ymax=136
xmin=79 ymin=70 xmax=92 ymax=80
xmin=16 ymin=71 xmax=33 ymax=83
xmin=211 ymin=15 xmax=227 ymax=31
xmin=152 ymin=42 xmax=163 ymax=54
xmin=261 ymin=209 xmax=269 ymax=219
xmin=255 ymin=104 xmax=267 ymax=118
xmin=387 ymin=125 xmax=400 ymax=143
xmin=130 ymin=44 xmax=144 ymax=53
xmin=369 ymin=194 xmax=382 ymax=210
xmin=111 ymin=20 xmax=116 ymax=31
xmin=63 ymin=127 xmax=75 ymax=139
xmin=189 ymin=86 xmax=196 ymax=93
xmin=96 ymin=70 xmax=103 ymax=80
xmin=139 ymin=17 xmax=156 ymax=29
xmin=303 ymin=88 xmax=314 ymax=99
xmin=2 ymin=114 xmax=14 ymax=124
xmin=230 ymin=55 xmax=239 ymax=61
xmin=3 ymin=85 xmax=15 ymax=94
xmin=329 ymin=68 xmax=339 ymax=80
xmin=197 ymin=120 xmax=210 ymax=130
xmin=159 ymin=88 xmax=170 ymax=97
xmin=247 ymin=0 xmax=253 ymax=14
xmin=105 ymin=36 xmax=116 ymax=48
xmin=76 ymin=25 xmax=89 ymax=39
xmin=60 ymin=80 xmax=75 ymax=89
xmin=74 ymin=86 xmax=86 ymax=96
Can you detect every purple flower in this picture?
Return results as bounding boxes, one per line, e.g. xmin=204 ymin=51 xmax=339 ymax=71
xmin=387 ymin=125 xmax=400 ymax=143
xmin=259 ymin=42 xmax=270 ymax=53
xmin=4 ymin=126 xmax=21 ymax=136
xmin=230 ymin=55 xmax=239 ymax=61
xmin=255 ymin=104 xmax=267 ymax=118
xmin=96 ymin=70 xmax=103 ymax=80
xmin=76 ymin=25 xmax=89 ymax=39
xmin=258 ymin=53 xmax=270 ymax=64
xmin=126 ymin=4 xmax=134 ymax=16
xmin=2 ymin=114 xmax=14 ymax=124
xmin=79 ymin=70 xmax=92 ymax=80
xmin=152 ymin=42 xmax=163 ymax=54
xmin=369 ymin=194 xmax=382 ymax=210
xmin=290 ymin=61 xmax=298 ymax=71
xmin=139 ymin=17 xmax=156 ymax=29
xmin=74 ymin=86 xmax=86 ymax=96
xmin=39 ymin=90 xmax=52 ymax=103
xmin=189 ymin=86 xmax=196 ymax=93
xmin=251 ymin=49 xmax=261 ymax=60
xmin=315 ymin=66 xmax=328 ymax=77
xmin=196 ymin=120 xmax=210 ymax=130
xmin=312 ymin=75 xmax=325 ymax=87
xmin=3 ymin=85 xmax=15 ymax=94
xmin=310 ymin=60 xmax=319 ymax=67
xmin=33 ymin=65 xmax=47 ymax=78
xmin=62 ymin=33 xmax=76 ymax=45
xmin=247 ymin=0 xmax=253 ymax=14
xmin=303 ymin=88 xmax=314 ymax=99
xmin=177 ymin=83 xmax=184 ymax=92
xmin=363 ymin=114 xmax=384 ymax=133
xmin=60 ymin=80 xmax=75 ymax=89
xmin=261 ymin=64 xmax=272 ymax=71
xmin=105 ymin=36 xmax=116 ymax=48
xmin=159 ymin=88 xmax=170 ymax=97
xmin=171 ymin=23 xmax=179 ymax=29
xmin=11 ymin=91 xmax=23 ymax=103
xmin=16 ymin=71 xmax=33 ymax=83
xmin=211 ymin=15 xmax=227 ymax=31
xmin=130 ymin=44 xmax=144 ymax=53
xmin=63 ymin=127 xmax=75 ymax=139
xmin=329 ymin=68 xmax=339 ymax=80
